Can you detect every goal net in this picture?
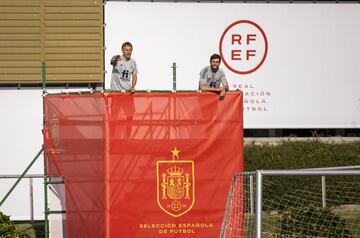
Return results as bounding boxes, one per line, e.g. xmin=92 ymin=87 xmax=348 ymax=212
xmin=220 ymin=172 xmax=360 ymax=238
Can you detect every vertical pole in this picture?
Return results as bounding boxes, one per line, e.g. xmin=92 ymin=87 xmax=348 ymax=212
xmin=172 ymin=62 xmax=177 ymax=137
xmin=29 ymin=178 xmax=34 ymax=224
xmin=255 ymin=170 xmax=263 ymax=238
xmin=172 ymin=62 xmax=176 ymax=91
xmin=103 ymin=96 xmax=111 ymax=238
xmin=249 ymin=174 xmax=254 ymax=215
xmin=42 ymin=61 xmax=46 ymax=94
xmin=42 ymin=59 xmax=49 ymax=237
xmin=321 ymin=176 xmax=326 ymax=208
xmin=44 ymin=151 xmax=49 ymax=238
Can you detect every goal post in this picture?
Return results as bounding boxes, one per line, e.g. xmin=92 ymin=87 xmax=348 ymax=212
xmin=220 ymin=172 xmax=257 ymax=238
xmin=221 ymin=169 xmax=360 ymax=238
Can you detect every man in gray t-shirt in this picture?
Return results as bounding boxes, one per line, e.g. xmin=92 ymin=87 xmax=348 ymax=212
xmin=199 ymin=54 xmax=229 ymax=96
xmin=110 ymin=42 xmax=138 ymax=92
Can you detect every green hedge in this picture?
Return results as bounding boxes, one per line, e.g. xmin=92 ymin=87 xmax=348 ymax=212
xmin=0 ymin=211 xmax=17 ymax=237
xmin=244 ymin=140 xmax=360 ymax=171
xmin=243 ymin=140 xmax=360 ymax=209
xmin=0 ymin=211 xmax=28 ymax=238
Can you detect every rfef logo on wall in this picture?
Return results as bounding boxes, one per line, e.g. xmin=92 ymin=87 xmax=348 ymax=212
xmin=219 ymin=20 xmax=268 ymax=75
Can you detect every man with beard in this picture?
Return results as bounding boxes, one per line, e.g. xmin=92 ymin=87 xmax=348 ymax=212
xmin=110 ymin=42 xmax=138 ymax=92
xmin=199 ymin=54 xmax=229 ymax=96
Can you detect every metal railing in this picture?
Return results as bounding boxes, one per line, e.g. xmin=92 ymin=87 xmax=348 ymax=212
xmin=0 ymin=174 xmax=44 ymax=223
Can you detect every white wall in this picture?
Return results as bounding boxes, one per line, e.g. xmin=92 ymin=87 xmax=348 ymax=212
xmin=0 ymin=89 xmax=44 ymax=220
xmin=105 ymin=2 xmax=360 ymax=128
xmin=0 ymin=88 xmax=87 ymax=225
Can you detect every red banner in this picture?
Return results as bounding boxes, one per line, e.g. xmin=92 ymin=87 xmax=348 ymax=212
xmin=44 ymin=92 xmax=243 ymax=238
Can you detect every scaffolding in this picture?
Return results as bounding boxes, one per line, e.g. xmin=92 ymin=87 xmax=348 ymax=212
xmin=1 ymin=61 xmax=231 ymax=237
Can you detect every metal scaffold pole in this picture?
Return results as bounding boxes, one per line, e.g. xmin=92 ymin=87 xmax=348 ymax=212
xmin=172 ymin=62 xmax=177 ymax=91
xmin=44 ymin=153 xmax=49 ymax=238
xmin=42 ymin=61 xmax=66 ymax=238
xmin=41 ymin=61 xmax=50 ymax=238
xmin=42 ymin=61 xmax=46 ymax=95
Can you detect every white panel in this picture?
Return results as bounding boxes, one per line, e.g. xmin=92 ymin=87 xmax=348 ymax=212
xmin=105 ymin=3 xmax=360 ymax=128
xmin=0 ymin=89 xmax=44 ymax=220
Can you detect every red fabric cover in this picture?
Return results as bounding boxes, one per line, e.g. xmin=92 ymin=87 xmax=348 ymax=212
xmin=44 ymin=92 xmax=243 ymax=238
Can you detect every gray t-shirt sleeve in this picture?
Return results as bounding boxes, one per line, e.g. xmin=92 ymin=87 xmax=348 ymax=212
xmin=132 ymin=60 xmax=138 ymax=75
xmin=221 ymin=70 xmax=228 ymax=86
xmin=199 ymin=67 xmax=208 ymax=84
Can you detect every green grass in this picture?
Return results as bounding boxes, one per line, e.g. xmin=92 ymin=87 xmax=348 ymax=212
xmin=333 ymin=211 xmax=360 ymax=237
xmin=242 ymin=211 xmax=360 ymax=238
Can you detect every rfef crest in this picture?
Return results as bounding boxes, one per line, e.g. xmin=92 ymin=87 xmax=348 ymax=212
xmin=156 ymin=148 xmax=195 ymax=217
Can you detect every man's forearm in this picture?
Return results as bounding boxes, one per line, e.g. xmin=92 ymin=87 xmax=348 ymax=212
xmin=131 ymin=75 xmax=137 ymax=89
xmin=200 ymin=84 xmax=220 ymax=92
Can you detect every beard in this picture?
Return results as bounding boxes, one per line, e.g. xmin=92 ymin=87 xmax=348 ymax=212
xmin=211 ymin=65 xmax=219 ymax=72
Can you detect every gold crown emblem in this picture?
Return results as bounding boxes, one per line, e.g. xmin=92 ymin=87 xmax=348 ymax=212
xmin=167 ymin=166 xmax=184 ymax=176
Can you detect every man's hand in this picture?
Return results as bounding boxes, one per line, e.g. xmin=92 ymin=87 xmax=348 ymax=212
xmin=216 ymin=86 xmax=224 ymax=92
xmin=220 ymin=88 xmax=226 ymax=97
xmin=216 ymin=86 xmax=226 ymax=96
xmin=110 ymin=55 xmax=121 ymax=66
xmin=128 ymin=86 xmax=135 ymax=93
